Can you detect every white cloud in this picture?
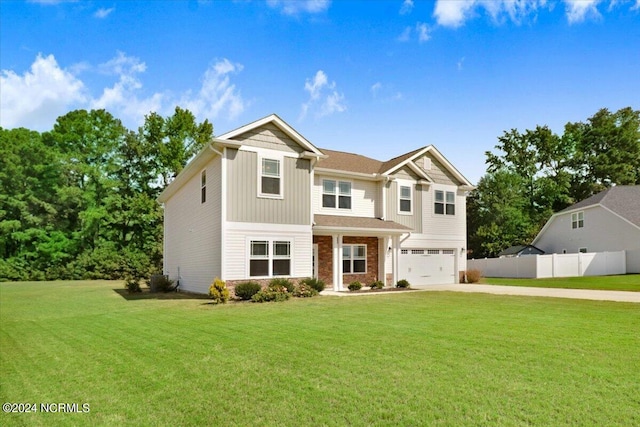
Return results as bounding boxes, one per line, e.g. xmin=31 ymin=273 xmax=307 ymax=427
xmin=397 ymin=22 xmax=431 ymax=43
xmin=432 ymin=0 xmax=624 ymax=27
xmin=370 ymin=82 xmax=382 ymax=96
xmin=179 ymin=58 xmax=246 ymax=121
xmin=94 ymin=7 xmax=114 ymax=19
xmin=397 ymin=26 xmax=412 ymax=42
xmin=565 ymin=0 xmax=602 ymax=23
xmin=90 ymin=52 xmax=163 ymax=124
xmin=301 ymin=70 xmax=346 ymax=119
xmin=416 ymin=22 xmax=431 ymax=42
xmin=400 ymin=0 xmax=414 ymax=15
xmin=433 ymin=0 xmax=478 ymax=28
xmin=457 ymin=57 xmax=465 ymax=71
xmin=267 ymin=0 xmax=330 ymax=15
xmin=0 ymin=54 xmax=87 ymax=130
xmin=0 ymin=53 xmax=247 ymax=131
xmin=369 ymin=82 xmax=403 ymax=102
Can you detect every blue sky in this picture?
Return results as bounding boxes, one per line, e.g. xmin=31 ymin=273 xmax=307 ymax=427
xmin=1 ymin=0 xmax=639 ymax=184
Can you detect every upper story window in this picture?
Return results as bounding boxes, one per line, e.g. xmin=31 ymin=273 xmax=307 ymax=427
xmin=260 ymin=158 xmax=282 ymax=198
xmin=200 ymin=170 xmax=206 ymax=204
xmin=399 ymin=184 xmax=412 ymax=214
xmin=571 ymin=211 xmax=584 ymax=229
xmin=322 ymin=179 xmax=351 ymax=209
xmin=435 ymin=190 xmax=455 ymax=215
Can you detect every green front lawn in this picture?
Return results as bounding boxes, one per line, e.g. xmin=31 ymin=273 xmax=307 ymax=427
xmin=483 ymin=274 xmax=640 ymax=292
xmin=2 ymin=280 xmax=639 ymax=426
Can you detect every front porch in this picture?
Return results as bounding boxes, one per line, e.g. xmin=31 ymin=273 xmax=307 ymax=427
xmin=312 ymin=215 xmax=411 ymax=291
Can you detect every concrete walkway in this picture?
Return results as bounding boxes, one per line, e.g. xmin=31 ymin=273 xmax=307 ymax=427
xmin=323 ymin=284 xmax=640 ymax=303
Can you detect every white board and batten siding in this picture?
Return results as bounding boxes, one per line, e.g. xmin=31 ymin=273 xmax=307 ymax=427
xmin=163 ymin=156 xmax=222 ymax=294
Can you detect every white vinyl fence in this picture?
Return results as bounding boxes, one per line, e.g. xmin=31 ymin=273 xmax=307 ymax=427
xmin=467 ymin=250 xmax=635 ymax=279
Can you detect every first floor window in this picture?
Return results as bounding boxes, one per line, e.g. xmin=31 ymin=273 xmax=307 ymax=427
xmin=435 ymin=190 xmax=455 ymax=215
xmin=250 ymin=240 xmax=291 ymax=277
xmin=343 ymin=244 xmax=366 ymax=273
xmin=261 ymin=158 xmax=281 ymax=196
xmin=571 ymin=211 xmax=584 ymax=229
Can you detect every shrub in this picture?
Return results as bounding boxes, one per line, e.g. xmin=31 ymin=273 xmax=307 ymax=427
xmin=251 ymin=287 xmax=291 ymax=303
xmin=396 ymin=279 xmax=411 ymax=288
xmin=124 ymin=277 xmax=141 ymax=293
xmin=348 ymin=281 xmax=362 ymax=291
xmin=293 ymin=283 xmax=319 ymax=298
xmin=268 ymin=278 xmax=294 ymax=293
xmin=150 ymin=274 xmax=174 ymax=293
xmin=369 ymin=280 xmax=384 ymax=290
xmin=209 ymin=278 xmax=230 ymax=304
xmin=299 ymin=277 xmax=326 ymax=292
xmin=465 ymin=269 xmax=483 ymax=284
xmin=235 ymin=281 xmax=262 ymax=300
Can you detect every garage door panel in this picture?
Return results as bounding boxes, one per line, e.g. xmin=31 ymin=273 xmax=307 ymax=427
xmin=399 ymin=249 xmax=455 ymax=285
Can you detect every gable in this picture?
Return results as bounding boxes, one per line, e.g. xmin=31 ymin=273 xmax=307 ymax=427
xmin=228 ymin=123 xmax=304 ymax=154
xmin=423 ymin=154 xmax=462 ymax=186
xmin=392 ymin=165 xmax=420 ymax=181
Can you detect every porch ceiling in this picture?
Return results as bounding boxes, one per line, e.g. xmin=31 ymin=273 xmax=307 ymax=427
xmin=313 ymin=214 xmax=412 ymax=236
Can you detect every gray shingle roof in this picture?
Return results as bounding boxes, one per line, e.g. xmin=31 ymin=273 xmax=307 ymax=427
xmin=317 ymin=146 xmax=429 ymax=176
xmin=561 ymin=185 xmax=640 ymax=227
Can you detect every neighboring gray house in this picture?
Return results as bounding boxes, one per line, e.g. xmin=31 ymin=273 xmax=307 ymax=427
xmin=157 ymin=114 xmax=474 ymax=293
xmin=532 ymin=186 xmax=640 ymax=255
xmin=498 ymin=245 xmax=544 ymax=258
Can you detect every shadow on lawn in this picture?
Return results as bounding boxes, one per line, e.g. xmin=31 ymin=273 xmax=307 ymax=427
xmin=113 ymin=288 xmax=210 ymax=301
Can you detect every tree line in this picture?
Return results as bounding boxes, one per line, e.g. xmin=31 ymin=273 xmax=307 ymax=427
xmin=0 ymin=108 xmax=212 ymax=281
xmin=1 ymin=106 xmax=638 ymax=280
xmin=467 ymin=106 xmax=640 ymax=258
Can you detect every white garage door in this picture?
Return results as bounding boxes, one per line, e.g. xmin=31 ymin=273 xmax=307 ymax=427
xmin=398 ymin=249 xmax=455 ymax=285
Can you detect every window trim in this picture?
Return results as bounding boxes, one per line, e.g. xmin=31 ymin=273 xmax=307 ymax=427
xmin=249 ymin=239 xmax=292 ymax=278
xmin=342 ymin=244 xmax=367 ymax=274
xmin=571 ymin=211 xmax=584 ymax=229
xmin=322 ymin=179 xmax=352 ymax=210
xmin=200 ymin=169 xmax=206 ymax=204
xmin=397 ymin=181 xmax=413 ymax=215
xmin=434 ymin=189 xmax=456 ymax=216
xmin=258 ymin=155 xmax=283 ymax=199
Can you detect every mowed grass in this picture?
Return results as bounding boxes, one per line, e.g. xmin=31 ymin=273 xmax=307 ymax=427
xmin=483 ymin=274 xmax=640 ymax=292
xmin=1 ymin=281 xmax=639 ymax=426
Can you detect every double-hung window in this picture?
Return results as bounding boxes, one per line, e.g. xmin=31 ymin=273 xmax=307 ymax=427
xmin=343 ymin=244 xmax=366 ymax=274
xmin=260 ymin=158 xmax=281 ymax=197
xmin=571 ymin=212 xmax=584 ymax=229
xmin=249 ymin=240 xmax=291 ymax=277
xmin=200 ymin=170 xmax=206 ymax=204
xmin=322 ymin=179 xmax=351 ymax=209
xmin=435 ymin=190 xmax=455 ymax=215
xmin=399 ymin=184 xmax=412 ymax=214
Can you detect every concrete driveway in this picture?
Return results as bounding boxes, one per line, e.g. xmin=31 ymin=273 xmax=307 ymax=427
xmin=415 ymin=283 xmax=640 ymax=303
xmin=323 ymin=284 xmax=640 ymax=303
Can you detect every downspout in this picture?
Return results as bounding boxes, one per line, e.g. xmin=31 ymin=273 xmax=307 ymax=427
xmin=208 ymin=143 xmax=223 ymax=156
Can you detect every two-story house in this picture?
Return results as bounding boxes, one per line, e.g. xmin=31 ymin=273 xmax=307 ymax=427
xmin=157 ymin=114 xmax=473 ymax=293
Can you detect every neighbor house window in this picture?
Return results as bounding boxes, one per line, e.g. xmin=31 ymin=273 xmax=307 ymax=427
xmin=399 ymin=184 xmax=412 ymax=213
xmin=571 ymin=211 xmax=584 ymax=229
xmin=435 ymin=190 xmax=455 ymax=215
xmin=200 ymin=170 xmax=206 ymax=203
xmin=579 ymin=247 xmax=588 ymax=253
xmin=249 ymin=240 xmax=291 ymax=277
xmin=322 ymin=179 xmax=351 ymax=209
xmin=260 ymin=158 xmax=281 ymax=197
xmin=343 ymin=244 xmax=366 ymax=274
